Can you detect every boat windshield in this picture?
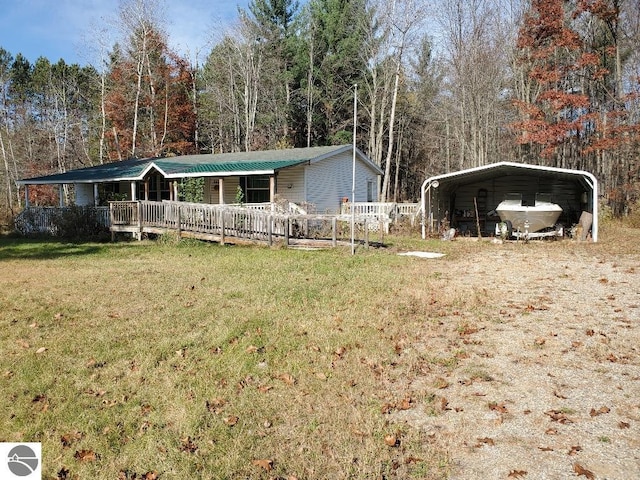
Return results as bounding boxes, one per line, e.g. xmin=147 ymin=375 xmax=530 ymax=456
xmin=503 ymin=193 xmax=522 ymax=203
xmin=535 ymin=193 xmax=553 ymax=204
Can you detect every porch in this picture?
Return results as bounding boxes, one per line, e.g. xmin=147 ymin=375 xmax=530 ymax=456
xmin=15 ymin=201 xmax=405 ymax=248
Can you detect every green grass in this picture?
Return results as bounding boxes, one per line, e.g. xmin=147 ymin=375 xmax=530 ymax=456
xmin=0 ymin=236 xmax=452 ymax=479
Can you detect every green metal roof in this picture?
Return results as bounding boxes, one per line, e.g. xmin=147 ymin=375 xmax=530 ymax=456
xmin=18 ymin=145 xmax=375 ymax=185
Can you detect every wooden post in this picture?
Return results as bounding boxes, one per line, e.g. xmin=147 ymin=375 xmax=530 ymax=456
xmin=269 ymin=176 xmax=276 ymax=203
xmin=284 ymin=215 xmax=290 ymax=246
xmin=474 ymin=197 xmax=482 ymax=239
xmin=136 ymin=201 xmax=142 ymax=240
xmin=220 ymin=210 xmax=226 ymax=245
xmin=364 ymin=219 xmax=369 ymax=249
xmin=332 ymin=217 xmax=337 ymax=247
xmin=177 ymin=204 xmax=182 ymax=238
xmin=267 ymin=215 xmax=273 ymax=246
xmin=218 ymin=178 xmax=224 ymax=205
xmin=110 ymin=202 xmax=115 ymax=242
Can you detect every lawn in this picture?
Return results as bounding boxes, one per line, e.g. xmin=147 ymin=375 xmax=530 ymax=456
xmin=0 ymin=235 xmax=453 ymax=479
xmin=2 ymin=224 xmax=637 ymax=479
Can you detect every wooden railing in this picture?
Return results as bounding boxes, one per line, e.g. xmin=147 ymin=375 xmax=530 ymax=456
xmin=15 ymin=201 xmax=386 ymax=247
xmin=108 ymin=200 xmax=368 ymax=246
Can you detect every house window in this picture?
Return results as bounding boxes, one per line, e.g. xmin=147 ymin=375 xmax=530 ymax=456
xmin=367 ymin=181 xmax=375 ymax=202
xmin=240 ymin=176 xmax=271 ymax=203
xmin=138 ymin=174 xmax=170 ymax=201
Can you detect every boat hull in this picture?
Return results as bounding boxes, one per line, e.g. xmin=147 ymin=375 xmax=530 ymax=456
xmin=496 ymin=200 xmax=562 ymax=233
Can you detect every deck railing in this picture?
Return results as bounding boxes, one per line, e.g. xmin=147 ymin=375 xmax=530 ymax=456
xmin=108 ymin=200 xmax=366 ymax=246
xmin=15 ymin=201 xmax=399 ymax=247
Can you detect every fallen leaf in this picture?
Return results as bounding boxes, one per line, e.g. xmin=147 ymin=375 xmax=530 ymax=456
xmin=223 ymin=415 xmax=239 ymax=426
xmin=57 ymin=467 xmax=71 ymax=479
xmin=60 ymin=431 xmax=83 ymax=448
xmin=538 ymin=446 xmax=553 ymax=451
xmin=489 ymin=402 xmax=508 ymax=413
xmin=534 ymin=337 xmax=546 ymax=346
xmin=434 ymin=377 xmax=450 ymax=389
xmin=180 ymin=437 xmax=198 ymax=453
xmin=586 ymin=329 xmax=595 ymax=336
xmin=553 ymin=391 xmax=568 ymax=399
xmin=142 ymin=472 xmax=158 ymax=480
xmin=252 ymin=459 xmax=273 ymax=471
xmin=54 ymin=312 xmax=64 ymax=320
xmin=277 ymin=373 xmax=296 ymax=386
xmin=589 ymin=406 xmax=610 ymax=417
xmin=618 ymin=421 xmax=630 ymax=429
xmin=36 ymin=347 xmax=47 ymax=354
xmin=545 ymin=410 xmax=573 ymax=424
xmin=384 ymin=434 xmax=399 ymax=447
xmin=545 ymin=428 xmax=558 ymax=435
xmin=246 ymin=345 xmax=258 ymax=354
xmin=398 ymin=397 xmax=412 ymax=410
xmin=508 ymin=470 xmax=527 ymax=478
xmin=206 ymin=397 xmax=226 ymax=414
xmin=475 ymin=437 xmax=495 ymax=447
xmin=74 ymin=449 xmax=97 ymax=462
xmin=573 ymin=463 xmax=595 ymax=479
xmin=568 ymin=445 xmax=582 ymax=456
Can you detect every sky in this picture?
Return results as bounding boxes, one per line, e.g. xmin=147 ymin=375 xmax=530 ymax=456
xmin=0 ymin=0 xmax=249 ymax=66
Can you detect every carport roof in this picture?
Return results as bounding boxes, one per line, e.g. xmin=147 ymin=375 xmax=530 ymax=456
xmin=423 ymin=161 xmax=598 ymax=189
xmin=18 ymin=144 xmax=381 ymax=185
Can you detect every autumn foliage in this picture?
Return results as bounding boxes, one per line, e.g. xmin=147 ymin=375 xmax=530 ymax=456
xmin=105 ymin=26 xmax=196 ymax=160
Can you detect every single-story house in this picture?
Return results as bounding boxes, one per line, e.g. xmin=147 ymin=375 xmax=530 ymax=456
xmin=18 ymin=145 xmax=383 ymax=214
xmin=421 ymin=162 xmax=599 ymax=241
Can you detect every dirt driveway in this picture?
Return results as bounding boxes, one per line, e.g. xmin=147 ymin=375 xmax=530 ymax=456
xmin=390 ymin=232 xmax=640 ymax=479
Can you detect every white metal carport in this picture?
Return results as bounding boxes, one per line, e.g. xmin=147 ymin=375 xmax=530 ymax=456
xmin=421 ymin=162 xmax=599 ymax=241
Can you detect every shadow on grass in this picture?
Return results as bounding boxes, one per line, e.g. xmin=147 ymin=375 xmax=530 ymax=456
xmin=0 ymin=235 xmax=132 ymax=261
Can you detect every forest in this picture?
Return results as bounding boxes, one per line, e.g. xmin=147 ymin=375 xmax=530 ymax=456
xmin=1 ymin=0 xmax=639 ymax=225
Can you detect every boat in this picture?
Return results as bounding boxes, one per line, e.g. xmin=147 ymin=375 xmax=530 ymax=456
xmin=495 ymin=193 xmax=562 ymax=233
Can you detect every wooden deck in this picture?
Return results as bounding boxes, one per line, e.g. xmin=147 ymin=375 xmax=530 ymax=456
xmin=110 ymin=201 xmax=382 ymax=247
xmin=14 ymin=201 xmax=403 ymax=248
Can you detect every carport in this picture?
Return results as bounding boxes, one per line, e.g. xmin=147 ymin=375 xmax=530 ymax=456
xmin=420 ymin=162 xmax=599 ymax=241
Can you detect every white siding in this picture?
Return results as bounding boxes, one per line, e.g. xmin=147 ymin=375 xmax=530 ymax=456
xmin=305 ymin=151 xmax=380 ymax=213
xmin=275 ymin=165 xmax=305 ymax=204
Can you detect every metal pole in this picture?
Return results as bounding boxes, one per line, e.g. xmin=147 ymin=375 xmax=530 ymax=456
xmin=351 ymin=84 xmax=357 ymax=255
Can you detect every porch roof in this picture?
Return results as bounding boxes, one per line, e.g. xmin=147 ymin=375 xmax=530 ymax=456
xmin=18 ymin=145 xmax=378 ymax=185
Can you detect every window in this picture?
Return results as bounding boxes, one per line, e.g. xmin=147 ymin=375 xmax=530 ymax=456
xmin=138 ymin=174 xmax=170 ymax=201
xmin=367 ymin=181 xmax=375 ymax=202
xmin=240 ymin=176 xmax=271 ymax=203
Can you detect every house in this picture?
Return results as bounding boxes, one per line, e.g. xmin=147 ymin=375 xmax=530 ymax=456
xmin=18 ymin=145 xmax=383 ymax=214
xmin=420 ymin=162 xmax=599 ymax=241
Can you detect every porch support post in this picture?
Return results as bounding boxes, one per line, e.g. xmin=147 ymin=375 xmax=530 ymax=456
xmin=24 ymin=185 xmax=30 ymax=208
xmin=131 ymin=181 xmax=137 ymax=201
xmin=173 ymin=181 xmax=179 ymax=201
xmin=93 ymin=184 xmax=99 ymax=206
xmin=59 ymin=184 xmax=64 ymax=207
xmin=144 ymin=180 xmax=149 ymax=201
xmin=269 ymin=175 xmax=276 ymax=203
xmin=218 ymin=177 xmax=224 ymax=205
